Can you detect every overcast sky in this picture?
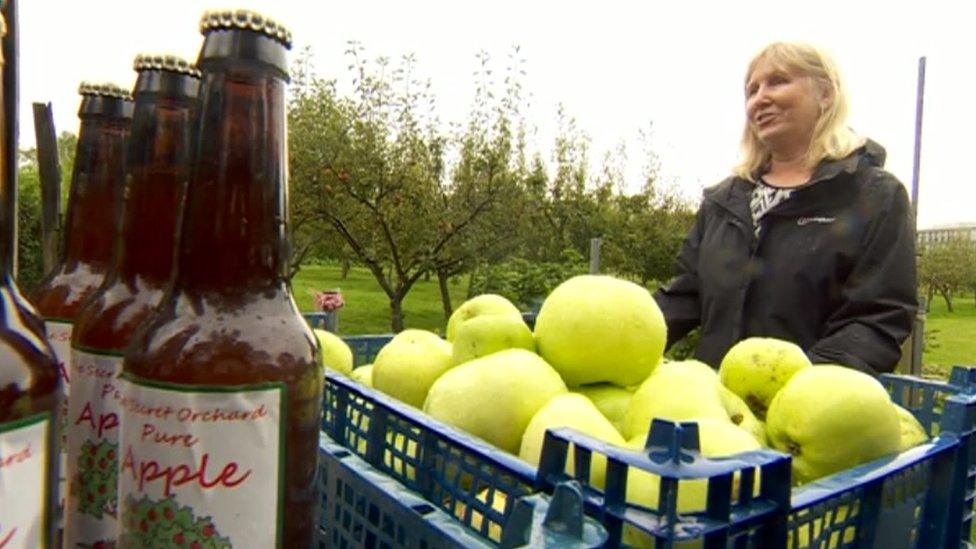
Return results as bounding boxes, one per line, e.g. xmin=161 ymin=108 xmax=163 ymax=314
xmin=18 ymin=0 xmax=973 ymax=229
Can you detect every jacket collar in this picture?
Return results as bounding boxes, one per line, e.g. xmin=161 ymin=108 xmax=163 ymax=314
xmin=704 ymin=139 xmax=885 ymax=223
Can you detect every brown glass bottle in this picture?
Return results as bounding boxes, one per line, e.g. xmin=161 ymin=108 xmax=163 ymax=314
xmin=32 ymin=82 xmax=133 ymax=363
xmin=0 ymin=3 xmax=62 ymax=547
xmin=29 ymin=81 xmax=132 ymax=538
xmin=65 ymin=55 xmax=200 ymax=547
xmin=119 ymin=11 xmax=321 ymax=548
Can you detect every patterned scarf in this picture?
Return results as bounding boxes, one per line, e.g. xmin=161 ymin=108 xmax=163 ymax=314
xmin=750 ymin=182 xmax=792 ymax=237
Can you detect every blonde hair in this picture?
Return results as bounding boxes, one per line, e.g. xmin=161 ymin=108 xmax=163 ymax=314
xmin=734 ymin=42 xmax=865 ymax=181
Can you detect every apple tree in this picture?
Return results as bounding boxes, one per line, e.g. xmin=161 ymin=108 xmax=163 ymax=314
xmin=289 ymin=46 xmax=527 ymax=331
xmin=429 ymin=49 xmax=535 ymax=318
xmin=918 ymin=235 xmax=976 ymax=312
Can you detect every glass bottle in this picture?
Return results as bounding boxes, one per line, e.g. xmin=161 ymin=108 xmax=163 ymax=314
xmin=64 ymin=54 xmax=200 ymax=547
xmin=119 ymin=10 xmax=321 ymax=548
xmin=0 ymin=4 xmax=62 ymax=547
xmin=29 ymin=80 xmax=132 ymax=536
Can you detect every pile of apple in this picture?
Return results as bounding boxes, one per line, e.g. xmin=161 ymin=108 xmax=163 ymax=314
xmin=314 ymin=274 xmax=929 ymax=515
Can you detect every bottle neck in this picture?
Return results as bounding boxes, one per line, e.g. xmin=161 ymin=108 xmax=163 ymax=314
xmin=0 ymin=65 xmax=9 ymax=277
xmin=175 ymin=68 xmax=289 ymax=292
xmin=59 ymin=115 xmax=129 ymax=270
xmin=112 ymin=94 xmax=195 ymax=284
xmin=0 ymin=21 xmax=11 ymax=278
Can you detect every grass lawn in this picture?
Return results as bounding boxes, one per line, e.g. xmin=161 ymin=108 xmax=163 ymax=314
xmin=292 ymin=263 xmax=469 ymax=336
xmin=921 ymin=294 xmax=976 ymax=378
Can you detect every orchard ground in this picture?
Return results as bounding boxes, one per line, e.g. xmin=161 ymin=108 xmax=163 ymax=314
xmin=292 ymin=263 xmax=976 ymax=380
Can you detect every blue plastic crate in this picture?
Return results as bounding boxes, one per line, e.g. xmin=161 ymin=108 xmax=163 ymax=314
xmin=533 ymin=421 xmax=960 ymax=547
xmin=786 ymin=438 xmax=959 ymax=548
xmin=881 ymin=367 xmax=976 ymax=547
xmin=318 ymin=407 xmax=609 ymax=548
xmin=322 ymin=372 xmax=539 ymax=543
xmin=328 ymin=334 xmax=976 ymax=547
xmin=537 ymin=369 xmax=976 ymax=548
xmin=318 ymin=434 xmax=495 ymax=548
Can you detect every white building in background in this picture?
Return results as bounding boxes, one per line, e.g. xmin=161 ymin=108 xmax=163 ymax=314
xmin=917 ymin=222 xmax=976 ymax=247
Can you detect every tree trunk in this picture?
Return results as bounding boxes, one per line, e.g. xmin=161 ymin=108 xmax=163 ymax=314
xmin=341 ymin=258 xmax=351 ymax=279
xmin=390 ymin=294 xmax=405 ymax=332
xmin=940 ymin=288 xmax=953 ymax=312
xmin=466 ymin=268 xmax=478 ymax=300
xmin=424 ymin=269 xmax=431 ymax=282
xmin=437 ymin=269 xmax=453 ymax=320
xmin=926 ymin=288 xmax=935 ymax=312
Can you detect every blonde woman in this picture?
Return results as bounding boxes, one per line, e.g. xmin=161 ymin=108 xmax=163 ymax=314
xmin=655 ymin=42 xmax=917 ymax=375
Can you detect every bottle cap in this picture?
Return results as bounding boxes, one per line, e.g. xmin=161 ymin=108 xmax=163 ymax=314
xmin=77 ymin=81 xmax=132 ymax=101
xmin=199 ymin=9 xmax=292 ymax=49
xmin=133 ymin=54 xmax=202 ymax=78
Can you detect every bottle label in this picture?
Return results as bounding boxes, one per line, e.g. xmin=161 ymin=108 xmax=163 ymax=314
xmin=45 ymin=319 xmax=72 ymax=531
xmin=0 ymin=413 xmax=51 ymax=549
xmin=45 ymin=321 xmax=73 ymax=393
xmin=64 ymin=349 xmax=123 ymax=546
xmin=117 ymin=375 xmax=285 ymax=548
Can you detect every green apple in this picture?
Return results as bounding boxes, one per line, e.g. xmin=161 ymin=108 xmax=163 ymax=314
xmin=624 ymin=360 xmax=769 ymax=448
xmin=452 ymin=313 xmax=535 ymax=365
xmin=622 ymin=360 xmax=727 ymax=440
xmin=446 ymin=294 xmax=522 ymax=341
xmin=717 ymin=384 xmax=768 ymax=446
xmin=423 ymin=348 xmax=567 ymax=453
xmin=519 ymin=393 xmax=626 ymax=489
xmin=350 ymin=364 xmax=373 ymax=387
xmin=577 ymin=383 xmax=635 ymax=434
xmin=533 ymin=275 xmax=666 ymax=387
xmin=894 ymin=403 xmax=928 ymax=451
xmin=766 ymin=365 xmax=901 ymax=485
xmin=718 ymin=337 xmax=811 ymax=420
xmin=372 ymin=329 xmax=454 ymax=408
xmin=314 ymin=329 xmax=353 ymax=375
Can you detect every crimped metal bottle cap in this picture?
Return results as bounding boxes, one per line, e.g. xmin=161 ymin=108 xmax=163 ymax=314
xmin=199 ymin=9 xmax=292 ymax=49
xmin=78 ymin=81 xmax=133 ymax=100
xmin=133 ymin=54 xmax=202 ymax=78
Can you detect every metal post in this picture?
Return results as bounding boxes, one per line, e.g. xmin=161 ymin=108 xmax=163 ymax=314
xmin=589 ymin=238 xmax=601 ymax=274
xmin=33 ymin=102 xmax=61 ymax=275
xmin=909 ymin=57 xmax=926 ymax=378
xmin=911 ymin=298 xmax=925 ymax=378
xmin=910 ymin=57 xmax=925 ymax=228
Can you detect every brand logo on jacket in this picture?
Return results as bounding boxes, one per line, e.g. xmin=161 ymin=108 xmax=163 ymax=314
xmin=797 ymin=216 xmax=836 ymax=226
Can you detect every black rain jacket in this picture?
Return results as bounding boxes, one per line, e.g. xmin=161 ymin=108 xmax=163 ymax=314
xmin=654 ymin=140 xmax=918 ymax=375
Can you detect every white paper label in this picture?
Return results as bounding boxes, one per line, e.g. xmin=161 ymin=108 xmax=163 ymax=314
xmin=0 ymin=414 xmax=51 ymax=549
xmin=64 ymin=350 xmax=123 ymax=546
xmin=45 ymin=319 xmax=72 ymax=528
xmin=44 ymin=321 xmax=72 ymax=396
xmin=117 ymin=377 xmax=284 ymax=548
